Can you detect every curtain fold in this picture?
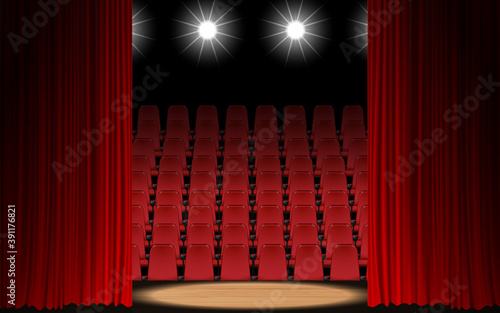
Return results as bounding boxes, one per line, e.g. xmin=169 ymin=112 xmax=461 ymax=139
xmin=368 ymin=0 xmax=500 ymax=309
xmin=1 ymin=0 xmax=132 ymax=309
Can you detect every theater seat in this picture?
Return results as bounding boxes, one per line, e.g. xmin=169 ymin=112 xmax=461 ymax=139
xmin=167 ymin=105 xmax=190 ymax=129
xmin=293 ymin=245 xmax=324 ymax=281
xmin=185 ymin=224 xmax=217 ymax=259
xmin=133 ymin=156 xmax=154 ymax=194
xmin=254 ymin=139 xmax=279 ymax=162
xmin=132 ymin=205 xmax=151 ymax=232
xmin=254 ymin=224 xmax=285 ymax=264
xmin=222 ymin=205 xmax=250 ymax=229
xmin=350 ymin=156 xmax=367 ymax=195
xmin=197 ymin=105 xmax=219 ymax=130
xmin=255 ymin=156 xmax=281 ymax=177
xmin=284 ymin=139 xmax=310 ymax=168
xmin=220 ymin=245 xmax=251 ymax=281
xmin=154 ymin=205 xmax=182 ymax=231
xmin=224 ymin=138 xmax=250 ymax=158
xmin=166 ymin=121 xmax=190 ymax=153
xmin=221 ymin=224 xmax=251 ymax=248
xmin=346 ymin=139 xmax=367 ymax=176
xmin=163 ymin=139 xmax=188 ymax=169
xmin=255 ymin=105 xmax=277 ymax=128
xmin=222 ymin=171 xmax=250 ymax=196
xmin=323 ymin=224 xmax=354 ymax=265
xmin=314 ymin=138 xmax=341 ymax=171
xmin=156 ymin=190 xmax=184 ymax=214
xmin=132 ymin=244 xmax=143 ymax=281
xmin=221 ymin=190 xmax=249 ymax=212
xmin=329 ymin=245 xmax=360 ymax=281
xmin=284 ymin=105 xmax=306 ymax=132
xmin=256 ymin=206 xmax=284 ymax=233
xmin=341 ymin=121 xmax=366 ymax=157
xmin=353 ymin=172 xmax=368 ymax=209
xmin=133 ymin=139 xmax=158 ymax=176
xmin=289 ymin=224 xmax=320 ymax=265
xmin=352 ymin=190 xmax=367 ymax=213
xmin=189 ymin=191 xmax=217 ymax=214
xmin=354 ymin=204 xmax=368 ymax=233
xmin=283 ymin=121 xmax=308 ymax=150
xmin=151 ymin=224 xmax=182 ymax=262
xmin=319 ymin=171 xmax=348 ymax=196
xmin=157 ymin=171 xmax=186 ymax=196
xmin=138 ymin=105 xmax=161 ymax=135
xmin=356 ymin=206 xmax=368 ymax=248
xmin=322 ymin=205 xmax=351 ymax=232
xmin=284 ymin=156 xmax=313 ymax=177
xmin=289 ymin=207 xmax=318 ymax=236
xmin=223 ymin=156 xmax=250 ymax=176
xmin=257 ymin=244 xmax=288 ymax=281
xmin=190 ymin=171 xmax=217 ymax=197
xmin=187 ymin=206 xmax=216 ymax=229
xmin=192 ymin=156 xmax=217 ymax=178
xmin=225 ymin=121 xmax=250 ymax=142
xmin=133 ymin=171 xmax=153 ymax=196
xmin=319 ymin=156 xmax=346 ymax=179
xmin=255 ymin=190 xmax=284 ymax=213
xmin=288 ymin=190 xmax=316 ymax=212
xmin=193 ymin=138 xmax=219 ymax=161
xmin=136 ymin=121 xmax=162 ymax=156
xmin=195 ymin=121 xmax=220 ymax=151
xmin=287 ymin=171 xmax=315 ymax=197
xmin=133 ymin=190 xmax=152 ymax=213
xmin=320 ymin=190 xmax=349 ymax=213
xmin=254 ymin=120 xmax=279 ymax=142
xmin=255 ymin=172 xmax=283 ymax=202
xmin=184 ymin=244 xmax=215 ymax=281
xmin=340 ymin=105 xmax=364 ymax=140
xmin=148 ymin=245 xmax=179 ymax=281
xmin=132 ymin=223 xmax=148 ymax=265
xmin=312 ymin=105 xmax=335 ymax=134
xmin=312 ymin=121 xmax=337 ymax=152
xmin=359 ymin=225 xmax=368 ymax=267
xmin=159 ymin=156 xmax=186 ymax=177
xmin=226 ymin=105 xmax=248 ymax=125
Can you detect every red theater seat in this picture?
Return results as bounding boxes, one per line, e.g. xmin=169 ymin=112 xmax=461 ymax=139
xmin=319 ymin=156 xmax=346 ymax=180
xmin=190 ymin=171 xmax=217 ymax=196
xmin=133 ymin=139 xmax=158 ymax=176
xmin=322 ymin=205 xmax=351 ymax=232
xmin=356 ymin=207 xmax=368 ymax=249
xmin=132 ymin=244 xmax=143 ymax=281
xmin=222 ymin=205 xmax=250 ymax=229
xmin=189 ymin=190 xmax=217 ymax=213
xmin=289 ymin=224 xmax=320 ymax=265
xmin=221 ymin=224 xmax=251 ymax=248
xmin=255 ymin=155 xmax=281 ymax=177
xmin=197 ymin=105 xmax=219 ymax=130
xmin=257 ymin=245 xmax=288 ymax=281
xmin=166 ymin=121 xmax=190 ymax=153
xmin=226 ymin=105 xmax=248 ymax=125
xmin=136 ymin=121 xmax=162 ymax=156
xmin=255 ymin=172 xmax=283 ymax=202
xmin=285 ymin=139 xmax=310 ymax=170
xmin=254 ymin=138 xmax=279 ymax=162
xmin=254 ymin=120 xmax=279 ymax=141
xmin=359 ymin=225 xmax=368 ymax=267
xmin=132 ymin=205 xmax=151 ymax=232
xmin=193 ymin=138 xmax=219 ymax=160
xmin=132 ymin=223 xmax=148 ymax=264
xmin=220 ymin=245 xmax=251 ymax=281
xmin=159 ymin=156 xmax=186 ymax=177
xmin=350 ymin=156 xmax=367 ymax=194
xmin=184 ymin=244 xmax=215 ymax=281
xmin=287 ymin=171 xmax=315 ymax=197
xmin=323 ymin=224 xmax=354 ymax=264
xmin=284 ymin=105 xmax=306 ymax=133
xmin=312 ymin=105 xmax=335 ymax=136
xmin=293 ymin=244 xmax=324 ymax=281
xmin=133 ymin=171 xmax=153 ymax=196
xmin=353 ymin=172 xmax=367 ymax=207
xmin=283 ymin=121 xmax=308 ymax=150
xmin=225 ymin=121 xmax=250 ymax=142
xmin=222 ymin=171 xmax=250 ymax=196
xmin=314 ymin=138 xmax=341 ymax=171
xmin=163 ymin=139 xmax=188 ymax=169
xmin=192 ymin=156 xmax=217 ymax=178
xmin=254 ymin=224 xmax=285 ymax=261
xmin=319 ymin=171 xmax=348 ymax=195
xmin=148 ymin=244 xmax=178 ymax=281
xmin=346 ymin=139 xmax=367 ymax=176
xmin=154 ymin=205 xmax=182 ymax=231
xmin=321 ymin=190 xmax=350 ymax=212
xmin=138 ymin=105 xmax=161 ymax=134
xmin=289 ymin=207 xmax=318 ymax=235
xmin=195 ymin=121 xmax=220 ymax=151
xmin=255 ymin=190 xmax=284 ymax=212
xmin=341 ymin=121 xmax=366 ymax=157
xmin=352 ymin=190 xmax=367 ymax=213
xmin=329 ymin=245 xmax=360 ymax=281
xmin=133 ymin=156 xmax=154 ymax=193
xmin=223 ymin=156 xmax=250 ymax=176
xmin=157 ymin=171 xmax=185 ymax=196
xmin=285 ymin=156 xmax=313 ymax=177
xmin=187 ymin=206 xmax=216 ymax=229
xmin=167 ymin=105 xmax=190 ymax=129
xmin=133 ymin=190 xmax=152 ymax=213
xmin=221 ymin=190 xmax=249 ymax=212
xmin=186 ymin=224 xmax=216 ymax=258
xmin=156 ymin=190 xmax=183 ymax=213
xmin=255 ymin=105 xmax=277 ymax=126
xmin=256 ymin=206 xmax=284 ymax=233
xmin=340 ymin=105 xmax=364 ymax=140
xmin=312 ymin=121 xmax=337 ymax=152
xmin=224 ymin=138 xmax=250 ymax=157
xmin=151 ymin=224 xmax=182 ymax=258
xmin=288 ymin=190 xmax=316 ymax=212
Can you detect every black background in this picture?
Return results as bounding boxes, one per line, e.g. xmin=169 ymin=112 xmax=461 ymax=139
xmin=132 ymin=0 xmax=367 ymax=129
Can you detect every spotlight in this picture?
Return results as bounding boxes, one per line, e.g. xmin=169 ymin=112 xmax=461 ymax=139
xmin=287 ymin=21 xmax=305 ymax=39
xmin=199 ymin=22 xmax=217 ymax=39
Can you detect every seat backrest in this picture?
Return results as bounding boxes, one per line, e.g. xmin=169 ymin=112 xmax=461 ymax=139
xmin=322 ymin=171 xmax=348 ymax=194
xmin=330 ymin=244 xmax=360 ymax=281
xmin=148 ymin=244 xmax=178 ymax=281
xmin=221 ymin=223 xmax=250 ymax=248
xmin=293 ymin=244 xmax=324 ymax=281
xmin=131 ymin=244 xmax=142 ymax=281
xmin=346 ymin=139 xmax=367 ymax=170
xmin=341 ymin=105 xmax=364 ymax=134
xmin=256 ymin=206 xmax=284 ymax=233
xmin=159 ymin=156 xmax=184 ymax=176
xmin=167 ymin=105 xmax=190 ymax=129
xmin=184 ymin=244 xmax=214 ymax=281
xmin=163 ymin=139 xmax=187 ymax=169
xmin=151 ymin=223 xmax=180 ymax=253
xmin=220 ymin=244 xmax=251 ymax=281
xmin=290 ymin=224 xmax=319 ymax=257
xmin=325 ymin=224 xmax=354 ymax=258
xmin=222 ymin=205 xmax=249 ymax=228
xmin=324 ymin=205 xmax=351 ymax=227
xmin=256 ymin=190 xmax=284 ymax=212
xmin=257 ymin=244 xmax=287 ymax=281
xmin=256 ymin=224 xmax=285 ymax=257
xmin=154 ymin=205 xmax=181 ymax=228
xmin=316 ymin=138 xmax=341 ymax=170
xmin=133 ymin=139 xmax=156 ymax=170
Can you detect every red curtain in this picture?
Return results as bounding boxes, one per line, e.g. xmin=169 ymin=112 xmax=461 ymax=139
xmin=368 ymin=0 xmax=500 ymax=309
xmin=1 ymin=0 xmax=132 ymax=309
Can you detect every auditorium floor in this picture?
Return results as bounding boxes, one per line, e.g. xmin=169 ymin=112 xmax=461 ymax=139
xmin=8 ymin=281 xmax=499 ymax=313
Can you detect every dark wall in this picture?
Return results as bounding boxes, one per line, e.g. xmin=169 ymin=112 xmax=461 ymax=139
xmin=132 ymin=0 xmax=367 ymax=129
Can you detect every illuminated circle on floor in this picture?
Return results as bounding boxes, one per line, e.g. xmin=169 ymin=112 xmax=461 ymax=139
xmin=134 ymin=282 xmax=366 ymax=310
